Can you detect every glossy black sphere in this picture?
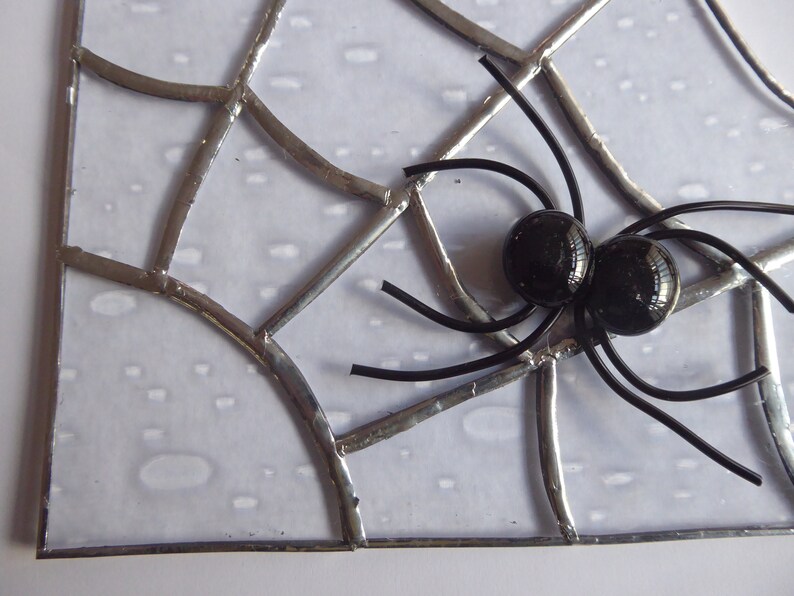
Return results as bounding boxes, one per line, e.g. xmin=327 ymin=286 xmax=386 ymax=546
xmin=587 ymin=235 xmax=680 ymax=336
xmin=503 ymin=210 xmax=594 ymax=307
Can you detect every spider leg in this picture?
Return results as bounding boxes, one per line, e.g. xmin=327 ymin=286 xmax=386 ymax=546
xmin=477 ymin=55 xmax=584 ymax=224
xmin=381 ymin=280 xmax=537 ymax=333
xmin=403 ymin=158 xmax=556 ymax=210
xmin=646 ymin=229 xmax=794 ymax=313
xmin=350 ymin=306 xmax=564 ymax=382
xmin=620 ymin=200 xmax=794 ymax=235
xmin=597 ymin=327 xmax=770 ymax=401
xmin=573 ymin=303 xmax=762 ymax=485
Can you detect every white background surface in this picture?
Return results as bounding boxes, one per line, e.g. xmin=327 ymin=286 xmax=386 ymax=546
xmin=2 ymin=1 xmax=793 ymax=594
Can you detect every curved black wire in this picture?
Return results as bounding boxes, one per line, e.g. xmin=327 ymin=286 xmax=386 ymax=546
xmin=646 ymin=229 xmax=794 ymax=313
xmin=573 ymin=303 xmax=762 ymax=486
xmin=403 ymin=158 xmax=557 ymax=211
xmin=597 ymin=328 xmax=770 ymax=402
xmin=620 ymin=200 xmax=794 ymax=235
xmin=381 ymin=281 xmax=537 ymax=333
xmin=478 ymin=55 xmax=584 ymax=224
xmin=351 ymin=306 xmax=564 ymax=382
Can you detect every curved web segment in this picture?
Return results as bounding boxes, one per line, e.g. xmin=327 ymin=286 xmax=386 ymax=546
xmin=47 ymin=0 xmax=794 ymax=553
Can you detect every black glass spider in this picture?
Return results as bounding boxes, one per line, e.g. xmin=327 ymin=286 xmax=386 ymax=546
xmin=351 ymin=56 xmax=794 ymax=485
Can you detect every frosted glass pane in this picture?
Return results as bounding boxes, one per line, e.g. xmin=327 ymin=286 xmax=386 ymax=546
xmin=41 ymin=0 xmax=794 ymax=556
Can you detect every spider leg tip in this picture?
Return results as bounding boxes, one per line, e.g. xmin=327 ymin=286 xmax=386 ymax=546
xmin=738 ymin=468 xmax=763 ymax=487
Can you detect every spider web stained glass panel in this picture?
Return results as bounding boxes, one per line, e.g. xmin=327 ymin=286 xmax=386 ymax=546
xmin=41 ymin=0 xmax=794 ymax=554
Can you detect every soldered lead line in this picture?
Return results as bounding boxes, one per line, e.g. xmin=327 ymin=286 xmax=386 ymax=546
xmin=73 ymin=46 xmax=232 ymax=103
xmin=243 ymin=87 xmax=391 ymax=206
xmin=536 ymin=360 xmax=579 ymax=543
xmin=151 ymin=0 xmax=287 ymax=276
xmin=408 ymin=0 xmax=529 ymax=65
xmin=752 ymin=283 xmax=794 ymax=483
xmin=257 ymin=194 xmax=409 ymax=337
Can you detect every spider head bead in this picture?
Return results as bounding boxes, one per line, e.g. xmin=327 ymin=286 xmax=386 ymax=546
xmin=503 ymin=210 xmax=594 ymax=308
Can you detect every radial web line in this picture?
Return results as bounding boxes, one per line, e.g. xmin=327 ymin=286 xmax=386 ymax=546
xmin=151 ymin=0 xmax=287 ymax=276
xmin=752 ymin=283 xmax=794 ymax=482
xmin=257 ymin=194 xmax=409 ymax=336
xmin=536 ymin=360 xmax=579 ymax=544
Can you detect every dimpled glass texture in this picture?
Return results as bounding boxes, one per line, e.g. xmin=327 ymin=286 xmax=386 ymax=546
xmin=41 ymin=0 xmax=794 ymax=555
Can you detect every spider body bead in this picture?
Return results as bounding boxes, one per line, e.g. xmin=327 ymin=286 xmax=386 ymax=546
xmin=503 ymin=210 xmax=594 ymax=308
xmin=586 ymin=235 xmax=680 ymax=336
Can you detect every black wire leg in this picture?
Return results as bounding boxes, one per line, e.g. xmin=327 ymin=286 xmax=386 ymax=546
xmin=478 ymin=55 xmax=584 ymax=224
xmin=351 ymin=306 xmax=564 ymax=382
xmin=620 ymin=200 xmax=794 ymax=235
xmin=573 ymin=303 xmax=762 ymax=486
xmin=597 ymin=328 xmax=770 ymax=402
xmin=403 ymin=158 xmax=556 ymax=211
xmin=381 ymin=281 xmax=537 ymax=333
xmin=646 ymin=229 xmax=794 ymax=313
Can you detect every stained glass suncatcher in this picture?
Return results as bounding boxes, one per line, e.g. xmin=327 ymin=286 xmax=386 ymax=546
xmin=39 ymin=0 xmax=794 ymax=556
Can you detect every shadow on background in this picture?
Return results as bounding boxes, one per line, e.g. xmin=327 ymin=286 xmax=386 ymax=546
xmin=11 ymin=1 xmax=77 ymax=548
